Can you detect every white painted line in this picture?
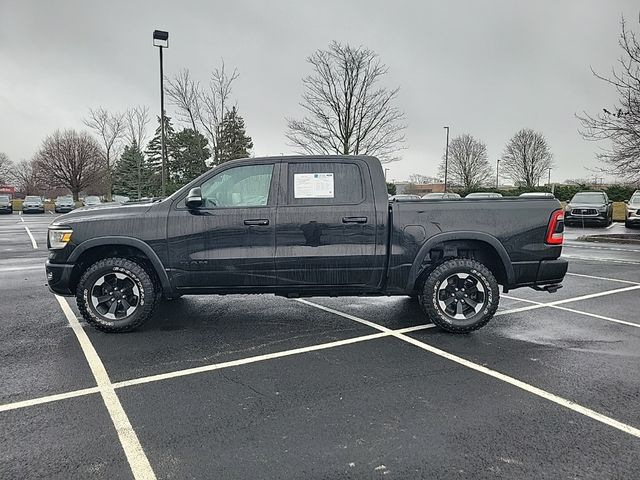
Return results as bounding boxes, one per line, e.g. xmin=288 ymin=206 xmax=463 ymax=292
xmin=0 ymin=265 xmax=43 ymax=273
xmin=55 ymin=296 xmax=157 ymax=480
xmin=547 ymin=284 xmax=640 ymax=306
xmin=606 ymin=223 xmax=615 ymax=230
xmin=0 ymin=387 xmax=101 ymax=413
xmin=22 ymin=225 xmax=37 ymax=249
xmin=48 ymin=210 xmax=53 ymax=215
xmin=0 ymin=323 xmax=435 ymax=413
xmin=297 ymin=299 xmax=640 ymax=439
xmin=565 ymin=272 xmax=640 ymax=286
xmin=502 ymin=294 xmax=640 ymax=329
xmin=19 ymin=215 xmax=24 ymax=223
xmin=562 ymin=254 xmax=640 ymax=265
xmin=113 ymin=324 xmax=436 ymax=389
xmin=564 ymin=243 xmax=640 ymax=253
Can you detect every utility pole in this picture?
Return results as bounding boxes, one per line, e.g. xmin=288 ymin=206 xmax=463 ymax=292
xmin=443 ymin=126 xmax=450 ymax=191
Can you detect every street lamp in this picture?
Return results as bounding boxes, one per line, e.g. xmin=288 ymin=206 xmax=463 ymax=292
xmin=153 ymin=30 xmax=169 ymax=196
xmin=443 ymin=126 xmax=450 ymax=191
xmin=496 ymin=158 xmax=500 ymax=188
xmin=384 ymin=168 xmax=390 ymax=181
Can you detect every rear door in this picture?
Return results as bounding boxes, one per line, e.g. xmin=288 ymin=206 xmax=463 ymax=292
xmin=275 ymin=159 xmax=379 ymax=288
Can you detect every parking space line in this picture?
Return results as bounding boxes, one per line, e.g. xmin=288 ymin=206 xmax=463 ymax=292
xmin=565 ymin=272 xmax=640 ymax=285
xmin=0 ymin=318 xmax=434 ymax=413
xmin=502 ymin=295 xmax=640 ymax=329
xmin=565 ymin=243 xmax=640 ymax=253
xmin=0 ymin=265 xmax=43 ymax=273
xmin=0 ymin=387 xmax=101 ymax=413
xmin=55 ymin=296 xmax=157 ymax=480
xmin=563 ymin=254 xmax=640 ymax=265
xmin=296 ymin=299 xmax=640 ymax=439
xmin=113 ymin=324 xmax=436 ymax=389
xmin=22 ymin=225 xmax=37 ymax=249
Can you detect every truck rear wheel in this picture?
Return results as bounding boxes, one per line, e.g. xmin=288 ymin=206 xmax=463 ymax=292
xmin=76 ymin=257 xmax=159 ymax=333
xmin=418 ymin=258 xmax=499 ymax=333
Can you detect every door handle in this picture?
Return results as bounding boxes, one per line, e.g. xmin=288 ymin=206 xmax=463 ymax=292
xmin=342 ymin=216 xmax=368 ymax=224
xmin=244 ymin=219 xmax=269 ymax=226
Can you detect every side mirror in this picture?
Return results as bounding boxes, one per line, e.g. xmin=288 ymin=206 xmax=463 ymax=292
xmin=624 ymin=200 xmax=628 ymax=204
xmin=185 ymin=187 xmax=203 ymax=209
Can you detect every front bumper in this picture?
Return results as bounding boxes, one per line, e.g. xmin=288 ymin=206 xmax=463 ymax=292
xmin=45 ymin=261 xmax=75 ymax=295
xmin=0 ymin=205 xmax=12 ymax=213
xmin=565 ymin=212 xmax=608 ymax=225
xmin=23 ymin=206 xmax=45 ymax=213
xmin=55 ymin=206 xmax=74 ymax=213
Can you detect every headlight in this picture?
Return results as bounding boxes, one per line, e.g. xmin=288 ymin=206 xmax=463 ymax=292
xmin=48 ymin=228 xmax=73 ymax=249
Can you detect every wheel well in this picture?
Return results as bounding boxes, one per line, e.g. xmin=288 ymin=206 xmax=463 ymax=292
xmin=415 ymin=239 xmax=508 ymax=289
xmin=69 ymin=245 xmax=160 ymax=294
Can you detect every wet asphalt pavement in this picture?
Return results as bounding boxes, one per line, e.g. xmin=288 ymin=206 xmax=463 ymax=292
xmin=1 ymin=213 xmax=639 ymax=479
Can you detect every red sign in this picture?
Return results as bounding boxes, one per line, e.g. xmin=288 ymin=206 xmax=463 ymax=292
xmin=0 ymin=185 xmax=16 ymax=196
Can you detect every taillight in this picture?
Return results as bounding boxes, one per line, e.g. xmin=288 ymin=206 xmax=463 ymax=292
xmin=546 ymin=209 xmax=564 ymax=245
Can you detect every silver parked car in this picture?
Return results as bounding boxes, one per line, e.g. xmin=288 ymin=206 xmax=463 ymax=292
xmin=83 ymin=195 xmax=102 ymax=207
xmin=54 ymin=195 xmax=75 ymax=213
xmin=626 ymin=190 xmax=640 ymax=229
xmin=465 ymin=192 xmax=503 ymax=199
xmin=0 ymin=194 xmax=12 ymax=214
xmin=389 ymin=194 xmax=422 ymax=201
xmin=421 ymin=192 xmax=461 ymax=200
xmin=22 ymin=195 xmax=45 ymax=214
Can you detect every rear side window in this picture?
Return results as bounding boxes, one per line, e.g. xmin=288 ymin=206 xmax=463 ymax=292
xmin=287 ymin=162 xmax=364 ymax=205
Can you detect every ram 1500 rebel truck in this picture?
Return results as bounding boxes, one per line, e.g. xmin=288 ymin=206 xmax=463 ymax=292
xmin=46 ymin=156 xmax=567 ymax=333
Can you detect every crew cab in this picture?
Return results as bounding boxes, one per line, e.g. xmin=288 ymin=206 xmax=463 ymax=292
xmin=46 ymin=156 xmax=567 ymax=333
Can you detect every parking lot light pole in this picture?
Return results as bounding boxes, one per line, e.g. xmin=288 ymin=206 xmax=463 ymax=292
xmin=496 ymin=158 xmax=500 ymax=188
xmin=443 ymin=126 xmax=450 ymax=192
xmin=153 ymin=30 xmax=169 ymax=196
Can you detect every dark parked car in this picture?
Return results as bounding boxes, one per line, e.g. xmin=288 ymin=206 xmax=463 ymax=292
xmin=625 ymin=190 xmax=640 ymax=228
xmin=421 ymin=193 xmax=461 ymax=200
xmin=22 ymin=195 xmax=45 ymax=214
xmin=564 ymin=191 xmax=613 ymax=227
xmin=55 ymin=196 xmax=75 ymax=213
xmin=46 ymin=155 xmax=567 ymax=334
xmin=0 ymin=195 xmax=12 ymax=214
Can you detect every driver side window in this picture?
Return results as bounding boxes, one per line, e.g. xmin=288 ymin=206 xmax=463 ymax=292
xmin=200 ymin=164 xmax=274 ymax=208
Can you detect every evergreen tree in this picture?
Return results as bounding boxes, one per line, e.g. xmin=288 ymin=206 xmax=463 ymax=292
xmin=113 ymin=141 xmax=154 ymax=199
xmin=146 ymin=115 xmax=176 ymax=196
xmin=218 ymin=107 xmax=253 ymax=164
xmin=171 ymin=129 xmax=211 ymax=190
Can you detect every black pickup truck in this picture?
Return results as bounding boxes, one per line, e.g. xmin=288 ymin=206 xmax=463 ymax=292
xmin=46 ymin=155 xmax=567 ymax=333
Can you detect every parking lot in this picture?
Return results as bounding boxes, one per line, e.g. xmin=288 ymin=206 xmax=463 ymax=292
xmin=1 ymin=212 xmax=639 ymax=479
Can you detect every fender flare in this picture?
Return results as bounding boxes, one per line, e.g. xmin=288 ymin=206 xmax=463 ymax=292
xmin=406 ymin=231 xmax=515 ymax=291
xmin=68 ymin=236 xmax=173 ymax=294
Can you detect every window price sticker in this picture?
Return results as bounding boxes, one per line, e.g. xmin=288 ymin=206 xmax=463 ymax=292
xmin=293 ymin=173 xmax=334 ymax=198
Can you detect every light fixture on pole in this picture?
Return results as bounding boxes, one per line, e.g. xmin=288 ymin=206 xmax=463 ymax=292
xmin=153 ymin=29 xmax=169 ymax=196
xmin=384 ymin=168 xmax=390 ymax=181
xmin=443 ymin=126 xmax=450 ymax=191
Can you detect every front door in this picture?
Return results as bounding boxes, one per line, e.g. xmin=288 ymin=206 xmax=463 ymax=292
xmin=167 ymin=162 xmax=279 ymax=289
xmin=275 ymin=159 xmax=379 ymax=288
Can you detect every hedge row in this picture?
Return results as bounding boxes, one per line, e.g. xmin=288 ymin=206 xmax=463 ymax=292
xmin=453 ymin=184 xmax=637 ymax=202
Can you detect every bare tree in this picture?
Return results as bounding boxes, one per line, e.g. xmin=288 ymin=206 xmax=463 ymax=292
xmin=286 ymin=41 xmax=406 ymax=163
xmin=166 ymin=61 xmax=239 ymax=165
xmin=125 ymin=105 xmax=151 ymax=150
xmin=11 ymin=159 xmax=46 ymax=195
xmin=34 ymin=130 xmax=105 ymax=201
xmin=83 ymin=107 xmax=126 ymax=200
xmin=500 ymin=129 xmax=553 ymax=187
xmin=578 ymin=18 xmax=640 ymax=184
xmin=439 ymin=134 xmax=492 ymax=189
xmin=409 ymin=173 xmax=441 ymax=184
xmin=0 ymin=152 xmax=13 ymax=184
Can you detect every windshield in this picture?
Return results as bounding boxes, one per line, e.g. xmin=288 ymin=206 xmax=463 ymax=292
xmin=0 ymin=195 xmax=9 ymax=202
xmin=57 ymin=196 xmax=72 ymax=202
xmin=25 ymin=196 xmax=40 ymax=202
xmin=85 ymin=196 xmax=100 ymax=202
xmin=630 ymin=193 xmax=640 ymax=203
xmin=571 ymin=193 xmax=606 ymax=203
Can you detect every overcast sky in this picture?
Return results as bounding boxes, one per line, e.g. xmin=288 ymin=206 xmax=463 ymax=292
xmin=0 ymin=0 xmax=637 ymax=183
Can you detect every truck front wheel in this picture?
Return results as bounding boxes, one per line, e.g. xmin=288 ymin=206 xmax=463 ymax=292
xmin=76 ymin=257 xmax=159 ymax=333
xmin=419 ymin=258 xmax=499 ymax=333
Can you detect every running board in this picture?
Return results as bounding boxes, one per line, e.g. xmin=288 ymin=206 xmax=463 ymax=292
xmin=530 ymin=284 xmax=563 ymax=293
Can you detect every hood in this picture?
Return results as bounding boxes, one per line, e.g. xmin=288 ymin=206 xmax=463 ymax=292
xmin=567 ymin=202 xmax=607 ymax=209
xmin=51 ymin=202 xmax=153 ymax=227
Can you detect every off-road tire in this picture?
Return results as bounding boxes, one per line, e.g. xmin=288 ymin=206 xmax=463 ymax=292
xmin=76 ymin=257 xmax=159 ymax=333
xmin=418 ymin=258 xmax=500 ymax=333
